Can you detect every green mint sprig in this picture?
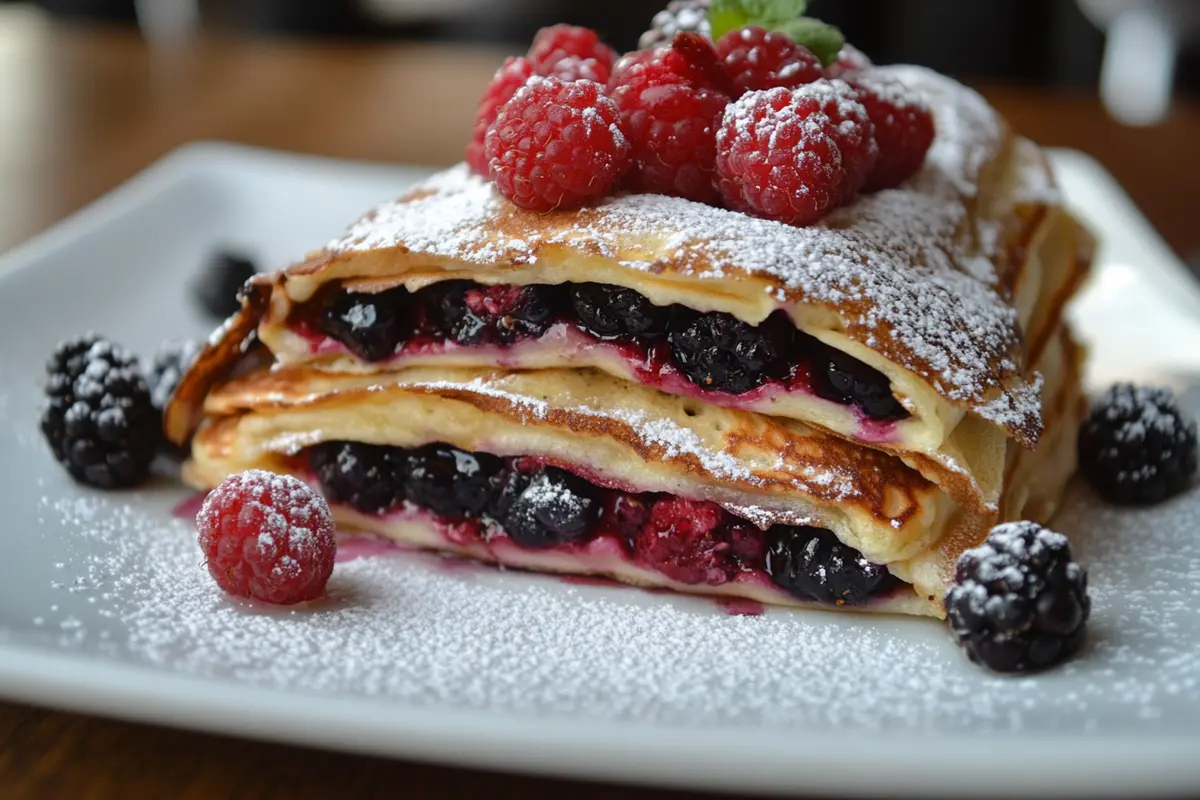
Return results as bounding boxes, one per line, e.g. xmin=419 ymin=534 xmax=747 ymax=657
xmin=707 ymin=0 xmax=845 ymax=67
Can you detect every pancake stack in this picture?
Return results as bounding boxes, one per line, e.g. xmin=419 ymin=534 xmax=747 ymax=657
xmin=166 ymin=67 xmax=1092 ymax=618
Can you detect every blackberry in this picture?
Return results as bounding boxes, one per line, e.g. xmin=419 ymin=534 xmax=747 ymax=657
xmin=322 ymin=286 xmax=410 ymax=362
xmin=502 ymin=466 xmax=601 ymax=548
xmin=194 ymin=250 xmax=257 ymax=320
xmin=571 ymin=283 xmax=667 ymax=340
xmin=309 ymin=441 xmax=405 ymax=514
xmin=764 ymin=526 xmax=894 ymax=605
xmin=945 ymin=521 xmax=1090 ymax=673
xmin=638 ymin=0 xmax=711 ymax=50
xmin=813 ymin=346 xmax=907 ymax=420
xmin=148 ymin=339 xmax=202 ymax=410
xmin=1078 ymin=383 xmax=1197 ymax=505
xmin=421 ymin=281 xmax=488 ymax=346
xmin=668 ymin=311 xmax=780 ymax=394
xmin=403 ymin=444 xmax=500 ymax=518
xmin=40 ymin=335 xmax=159 ymax=489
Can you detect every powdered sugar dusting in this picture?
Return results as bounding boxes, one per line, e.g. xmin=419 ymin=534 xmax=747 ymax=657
xmin=324 ymin=67 xmax=1041 ymax=437
xmin=408 ymin=375 xmax=860 ymax=500
xmin=28 ymin=479 xmax=1200 ymax=736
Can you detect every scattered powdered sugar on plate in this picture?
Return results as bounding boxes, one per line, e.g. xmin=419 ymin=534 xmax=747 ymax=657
xmin=31 ymin=480 xmax=1200 ymax=735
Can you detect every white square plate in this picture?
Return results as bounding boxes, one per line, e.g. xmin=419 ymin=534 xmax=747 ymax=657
xmin=0 ymin=144 xmax=1198 ymax=797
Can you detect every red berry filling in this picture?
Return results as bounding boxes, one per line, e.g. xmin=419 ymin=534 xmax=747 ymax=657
xmin=295 ymin=280 xmax=908 ymax=422
xmin=306 ymin=441 xmax=899 ymax=605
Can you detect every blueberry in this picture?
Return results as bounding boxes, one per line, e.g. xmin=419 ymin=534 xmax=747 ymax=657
xmin=497 ymin=285 xmax=561 ymax=342
xmin=403 ymin=443 xmax=500 ymax=518
xmin=420 ymin=281 xmax=488 ymax=345
xmin=502 ymin=466 xmax=601 ymax=548
xmin=322 ymin=286 xmax=411 ymax=362
xmin=812 ymin=345 xmax=907 ymax=420
xmin=764 ymin=526 xmax=894 ymax=605
xmin=194 ymin=250 xmax=257 ymax=320
xmin=668 ymin=311 xmax=780 ymax=395
xmin=310 ymin=441 xmax=405 ymax=514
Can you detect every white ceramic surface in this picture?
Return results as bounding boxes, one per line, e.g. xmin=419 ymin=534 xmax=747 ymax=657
xmin=0 ymin=144 xmax=1197 ymax=798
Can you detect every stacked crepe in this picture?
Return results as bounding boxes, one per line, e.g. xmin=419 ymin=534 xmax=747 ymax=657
xmin=166 ymin=67 xmax=1092 ymax=618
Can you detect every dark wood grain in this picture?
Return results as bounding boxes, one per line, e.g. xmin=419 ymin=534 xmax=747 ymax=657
xmin=2 ymin=6 xmax=1199 ymax=798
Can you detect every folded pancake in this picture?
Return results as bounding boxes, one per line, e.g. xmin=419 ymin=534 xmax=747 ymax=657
xmin=174 ymin=315 xmax=1083 ymax=619
xmin=166 ymin=66 xmax=1092 ymax=516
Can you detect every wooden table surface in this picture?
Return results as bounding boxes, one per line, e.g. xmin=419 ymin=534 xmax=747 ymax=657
xmin=3 ymin=6 xmax=1200 ymax=798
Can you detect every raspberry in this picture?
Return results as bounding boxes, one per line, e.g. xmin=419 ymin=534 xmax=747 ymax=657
xmin=197 ymin=470 xmax=337 ymax=605
xmin=852 ymin=73 xmax=935 ymax=191
xmin=485 ymin=77 xmax=631 ymax=212
xmin=809 ymin=79 xmax=877 ymax=200
xmin=614 ymin=79 xmax=728 ymax=203
xmin=716 ymin=25 xmax=823 ymax=97
xmin=715 ymin=83 xmax=854 ymax=225
xmin=608 ymin=50 xmax=657 ymax=91
xmin=945 ymin=522 xmax=1090 ymax=673
xmin=633 ymin=497 xmax=734 ymax=585
xmin=825 ymin=43 xmax=873 ymax=79
xmin=1078 ymin=383 xmax=1198 ymax=505
xmin=667 ymin=31 xmax=737 ymax=97
xmin=545 ymin=55 xmax=611 ymax=84
xmin=527 ymin=25 xmax=617 ymax=78
xmin=610 ymin=34 xmax=731 ymax=203
xmin=466 ymin=56 xmax=535 ymax=176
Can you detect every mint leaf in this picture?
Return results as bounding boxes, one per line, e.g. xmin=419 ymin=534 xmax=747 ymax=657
xmin=707 ymin=0 xmax=808 ymax=41
xmin=777 ymin=17 xmax=845 ymax=67
xmin=707 ymin=0 xmax=752 ymax=40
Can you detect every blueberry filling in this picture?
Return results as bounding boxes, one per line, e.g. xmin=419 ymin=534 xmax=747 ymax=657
xmin=299 ymin=281 xmax=908 ymax=422
xmin=307 ymin=441 xmax=898 ymax=604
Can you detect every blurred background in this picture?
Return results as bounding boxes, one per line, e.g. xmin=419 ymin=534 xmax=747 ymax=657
xmin=0 ymin=0 xmax=1198 ymax=267
xmin=18 ymin=0 xmax=1200 ymax=98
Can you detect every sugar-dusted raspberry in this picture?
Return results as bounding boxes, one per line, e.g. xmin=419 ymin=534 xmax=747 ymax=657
xmin=485 ymin=77 xmax=631 ymax=211
xmin=617 ymin=34 xmax=734 ymax=98
xmin=716 ymin=25 xmax=823 ymax=97
xmin=546 ymin=55 xmax=611 ymax=84
xmin=715 ymin=82 xmax=857 ymax=225
xmin=825 ymin=43 xmax=873 ymax=79
xmin=197 ymin=470 xmax=337 ymax=605
xmin=465 ymin=56 xmax=535 ymax=176
xmin=610 ymin=33 xmax=731 ymax=202
xmin=527 ymin=24 xmax=617 ymax=78
xmin=852 ymin=73 xmax=936 ymax=191
xmin=607 ymin=49 xmax=657 ymax=91
xmin=613 ymin=75 xmax=728 ymax=203
xmin=667 ymin=31 xmax=737 ymax=97
xmin=806 ymin=78 xmax=877 ymax=201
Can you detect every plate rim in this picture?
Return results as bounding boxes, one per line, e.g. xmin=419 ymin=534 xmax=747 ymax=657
xmin=1 ymin=142 xmax=1198 ymax=797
